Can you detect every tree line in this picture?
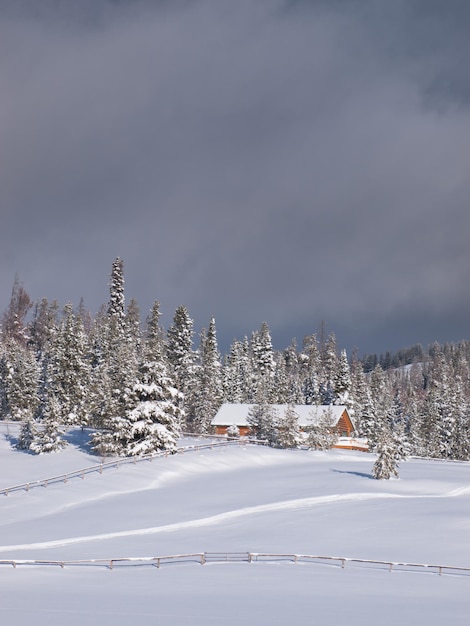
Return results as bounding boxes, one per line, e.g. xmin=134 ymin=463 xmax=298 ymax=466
xmin=1 ymin=258 xmax=470 ymax=463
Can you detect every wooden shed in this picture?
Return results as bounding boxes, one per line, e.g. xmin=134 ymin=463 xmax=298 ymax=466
xmin=211 ymin=404 xmax=355 ymax=438
xmin=211 ymin=404 xmax=367 ymax=451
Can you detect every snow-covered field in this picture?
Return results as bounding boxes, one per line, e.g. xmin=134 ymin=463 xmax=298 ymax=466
xmin=1 ymin=423 xmax=469 ymax=625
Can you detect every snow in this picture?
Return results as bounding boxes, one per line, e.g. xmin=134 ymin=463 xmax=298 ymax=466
xmin=1 ymin=421 xmax=470 ymax=624
xmin=212 ymin=403 xmax=350 ymax=427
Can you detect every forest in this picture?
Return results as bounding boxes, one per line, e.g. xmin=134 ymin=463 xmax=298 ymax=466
xmin=1 ymin=258 xmax=470 ymax=462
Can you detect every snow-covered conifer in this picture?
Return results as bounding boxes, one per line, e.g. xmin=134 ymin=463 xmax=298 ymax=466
xmin=16 ymin=418 xmax=38 ymax=451
xmin=320 ymin=333 xmax=338 ymax=404
xmin=0 ymin=340 xmax=40 ymax=421
xmin=276 ymin=404 xmax=301 ymax=449
xmin=123 ymin=357 xmax=183 ymax=456
xmin=305 ymin=407 xmax=338 ymax=450
xmin=247 ymin=401 xmax=278 ymax=445
xmin=250 ymin=322 xmax=276 ymax=402
xmin=226 ymin=423 xmax=240 ymax=438
xmin=166 ymin=305 xmax=196 ymax=399
xmin=300 ymin=334 xmax=322 ymax=404
xmin=190 ymin=318 xmax=223 ymax=433
xmin=334 ymin=349 xmax=352 ymax=406
xmin=30 ymin=395 xmax=67 ymax=454
xmin=372 ymin=428 xmax=401 ymax=479
xmin=45 ymin=304 xmax=91 ymax=427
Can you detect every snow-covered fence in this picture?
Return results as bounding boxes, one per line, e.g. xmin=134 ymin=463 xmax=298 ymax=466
xmin=0 ymin=552 xmax=469 ymax=577
xmin=0 ymin=438 xmax=269 ymax=496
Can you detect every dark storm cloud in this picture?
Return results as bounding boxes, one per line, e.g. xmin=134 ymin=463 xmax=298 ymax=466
xmin=1 ymin=0 xmax=470 ymax=354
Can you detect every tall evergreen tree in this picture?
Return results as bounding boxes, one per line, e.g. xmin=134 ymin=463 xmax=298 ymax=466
xmin=45 ymin=304 xmax=91 ymax=427
xmin=320 ymin=333 xmax=338 ymax=404
xmin=1 ymin=276 xmax=32 ymax=345
xmin=190 ymin=317 xmax=223 ymax=433
xmin=250 ymin=322 xmax=276 ymax=402
xmin=276 ymin=404 xmax=301 ymax=449
xmin=0 ymin=340 xmax=40 ymax=421
xmin=247 ymin=401 xmax=279 ymax=445
xmin=334 ymin=349 xmax=352 ymax=406
xmin=372 ymin=427 xmax=401 ymax=480
xmin=166 ymin=305 xmax=196 ymax=407
xmin=300 ymin=334 xmax=322 ymax=404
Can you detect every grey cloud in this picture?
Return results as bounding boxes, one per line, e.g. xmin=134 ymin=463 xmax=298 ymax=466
xmin=1 ymin=0 xmax=470 ymax=355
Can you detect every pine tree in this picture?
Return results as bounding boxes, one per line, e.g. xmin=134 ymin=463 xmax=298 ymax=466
xmin=372 ymin=428 xmax=401 ymax=479
xmin=30 ymin=395 xmax=67 ymax=454
xmin=250 ymin=322 xmax=276 ymax=402
xmin=28 ymin=298 xmax=59 ymax=357
xmin=92 ymin=259 xmax=139 ymax=428
xmin=223 ymin=338 xmax=251 ymax=403
xmin=305 ymin=407 xmax=338 ymax=450
xmin=276 ymin=404 xmax=301 ymax=449
xmin=166 ymin=305 xmax=196 ymax=401
xmin=1 ymin=276 xmax=32 ymax=345
xmin=45 ymin=304 xmax=92 ymax=427
xmin=0 ymin=340 xmax=40 ymax=421
xmin=123 ymin=359 xmax=183 ymax=455
xmin=16 ymin=418 xmax=38 ymax=451
xmin=107 ymin=257 xmax=126 ymax=340
xmin=247 ymin=401 xmax=279 ymax=445
xmin=320 ymin=333 xmax=338 ymax=404
xmin=334 ymin=349 xmax=352 ymax=406
xmin=300 ymin=334 xmax=322 ymax=404
xmin=145 ymin=301 xmax=165 ymax=359
xmin=226 ymin=423 xmax=240 ymax=438
xmin=190 ymin=317 xmax=223 ymax=433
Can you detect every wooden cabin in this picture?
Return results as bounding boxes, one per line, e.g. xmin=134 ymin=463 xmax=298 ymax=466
xmin=211 ymin=404 xmax=367 ymax=451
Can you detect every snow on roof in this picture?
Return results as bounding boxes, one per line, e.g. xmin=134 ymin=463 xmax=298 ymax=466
xmin=211 ymin=404 xmax=353 ymax=429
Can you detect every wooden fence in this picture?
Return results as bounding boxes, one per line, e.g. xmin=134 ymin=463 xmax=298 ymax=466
xmin=0 ymin=551 xmax=469 ymax=577
xmin=0 ymin=438 xmax=268 ymax=497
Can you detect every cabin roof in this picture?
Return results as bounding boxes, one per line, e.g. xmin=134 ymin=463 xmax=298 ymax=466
xmin=211 ymin=403 xmax=354 ymax=429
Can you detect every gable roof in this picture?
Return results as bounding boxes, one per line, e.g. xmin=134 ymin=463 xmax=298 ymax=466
xmin=211 ymin=403 xmax=354 ymax=429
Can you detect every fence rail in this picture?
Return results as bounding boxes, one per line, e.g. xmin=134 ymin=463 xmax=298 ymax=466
xmin=0 ymin=438 xmax=268 ymax=497
xmin=0 ymin=551 xmax=468 ymax=577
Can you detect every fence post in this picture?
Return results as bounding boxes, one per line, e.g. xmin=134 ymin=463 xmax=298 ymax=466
xmin=109 ymin=560 xmax=113 ymax=570
xmin=389 ymin=563 xmax=393 ymax=573
xmin=201 ymin=553 xmax=206 ymax=565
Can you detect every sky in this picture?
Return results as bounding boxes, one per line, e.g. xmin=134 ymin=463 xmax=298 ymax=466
xmin=1 ymin=0 xmax=470 ymax=356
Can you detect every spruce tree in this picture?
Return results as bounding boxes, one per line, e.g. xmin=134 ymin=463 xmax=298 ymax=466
xmin=250 ymin=322 xmax=276 ymax=402
xmin=123 ymin=357 xmax=183 ymax=455
xmin=372 ymin=428 xmax=401 ymax=479
xmin=45 ymin=304 xmax=91 ymax=427
xmin=30 ymin=394 xmax=67 ymax=454
xmin=247 ymin=401 xmax=278 ymax=445
xmin=276 ymin=404 xmax=301 ymax=449
xmin=334 ymin=349 xmax=352 ymax=406
xmin=0 ymin=340 xmax=40 ymax=421
xmin=190 ymin=317 xmax=223 ymax=433
xmin=166 ymin=305 xmax=196 ymax=400
xmin=17 ymin=418 xmax=38 ymax=451
xmin=305 ymin=407 xmax=338 ymax=450
xmin=300 ymin=334 xmax=322 ymax=404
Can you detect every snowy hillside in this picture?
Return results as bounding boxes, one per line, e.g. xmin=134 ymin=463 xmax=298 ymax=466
xmin=0 ymin=423 xmax=469 ymax=625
